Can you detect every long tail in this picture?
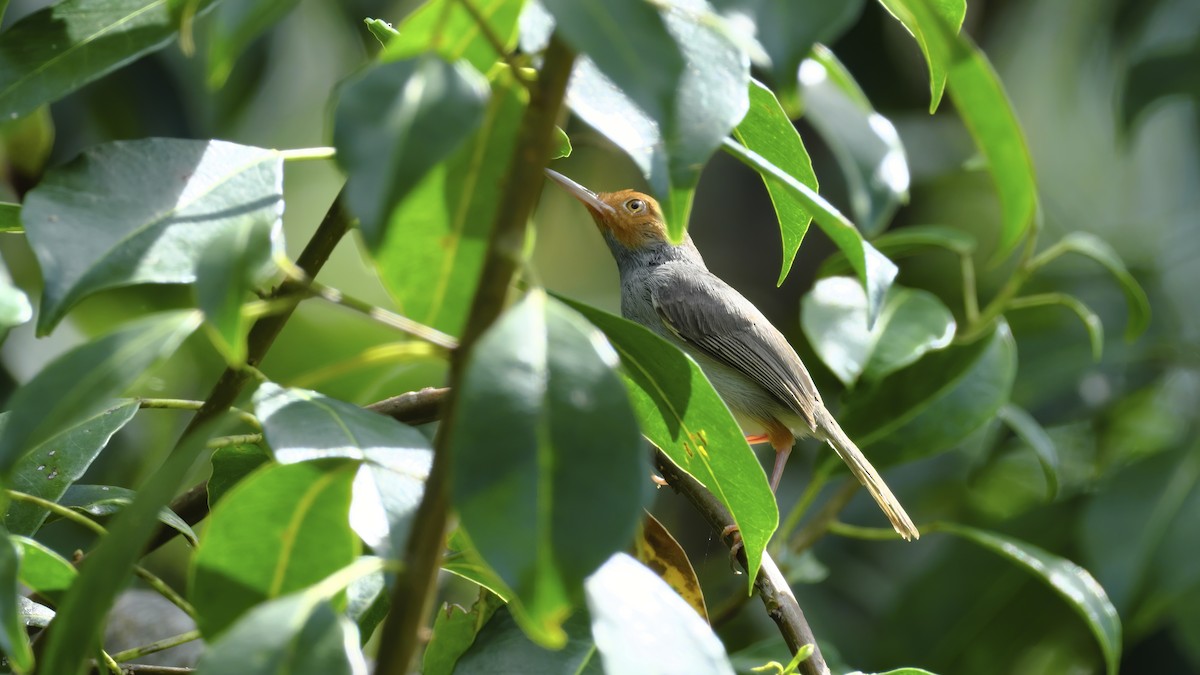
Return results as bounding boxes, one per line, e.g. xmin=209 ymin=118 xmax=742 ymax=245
xmin=816 ymin=410 xmax=919 ymax=541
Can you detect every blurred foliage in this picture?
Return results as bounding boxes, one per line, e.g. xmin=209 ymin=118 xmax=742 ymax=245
xmin=0 ymin=0 xmax=1194 ymax=673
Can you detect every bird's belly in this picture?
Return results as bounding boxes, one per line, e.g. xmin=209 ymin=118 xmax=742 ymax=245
xmin=682 ymin=346 xmax=813 ymax=439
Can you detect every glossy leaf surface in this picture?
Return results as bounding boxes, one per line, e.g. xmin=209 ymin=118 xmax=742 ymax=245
xmin=190 ymin=461 xmax=359 ymax=638
xmin=801 ymin=277 xmax=955 ymax=386
xmin=450 ymin=290 xmax=645 ymax=647
xmin=334 ymin=57 xmax=489 ymax=249
xmin=562 ymin=298 xmax=776 ymax=590
xmin=22 ymin=139 xmax=283 ymax=335
xmin=3 ymin=399 xmax=139 ymax=536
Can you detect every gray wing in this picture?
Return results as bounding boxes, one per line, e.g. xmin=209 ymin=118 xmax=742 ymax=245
xmin=649 ymin=268 xmax=822 ymax=428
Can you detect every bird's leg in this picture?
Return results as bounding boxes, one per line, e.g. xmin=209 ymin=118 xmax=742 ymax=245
xmin=745 ymin=433 xmax=770 ymax=444
xmin=765 ymin=418 xmax=796 ymax=493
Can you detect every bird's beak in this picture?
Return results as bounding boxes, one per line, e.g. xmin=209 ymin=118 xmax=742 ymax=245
xmin=544 ymin=168 xmax=615 ymax=216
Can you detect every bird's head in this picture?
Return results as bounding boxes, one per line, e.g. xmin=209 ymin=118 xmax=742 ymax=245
xmin=545 ymin=169 xmax=671 ymax=251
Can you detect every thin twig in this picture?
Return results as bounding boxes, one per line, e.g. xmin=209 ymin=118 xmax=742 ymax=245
xmin=137 ymin=399 xmax=261 ymax=430
xmin=788 ymin=479 xmax=860 ymax=554
xmin=110 ymin=630 xmax=201 ymax=663
xmin=653 ymin=449 xmax=830 ymax=675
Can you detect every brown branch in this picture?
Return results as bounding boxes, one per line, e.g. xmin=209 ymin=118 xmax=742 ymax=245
xmin=371 ymin=34 xmax=577 ymax=675
xmin=653 ymin=449 xmax=831 ymax=675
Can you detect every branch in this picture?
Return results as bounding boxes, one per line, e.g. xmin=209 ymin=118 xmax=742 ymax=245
xmin=653 ymin=450 xmax=831 ymax=675
xmin=371 ymin=35 xmax=577 ymax=675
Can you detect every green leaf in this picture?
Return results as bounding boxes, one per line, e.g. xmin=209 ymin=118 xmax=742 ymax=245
xmin=0 ymin=203 xmax=19 ymax=232
xmin=253 ymin=382 xmax=433 ymax=560
xmin=56 ymin=484 xmax=199 ymax=546
xmin=423 ymin=591 xmax=505 ymax=675
xmin=0 ymin=310 xmax=201 ymax=478
xmin=35 ymin=418 xmax=220 ymax=675
xmin=0 ymin=264 xmax=30 ymax=333
xmin=561 ymin=297 xmax=776 ymax=591
xmin=721 ymin=138 xmax=898 ymax=326
xmin=197 ymin=595 xmax=366 ymax=675
xmin=752 ymin=0 xmax=866 ymax=108
xmin=550 ymin=126 xmax=572 ymax=159
xmin=938 ymin=523 xmax=1122 ymax=675
xmin=884 ymin=0 xmax=1036 ymax=259
xmin=3 ymin=400 xmax=139 ymax=536
xmin=585 ymin=553 xmax=734 ymax=674
xmin=443 ymin=528 xmax=514 ymax=604
xmin=799 ymin=46 xmax=909 ymax=236
xmin=1043 ymin=232 xmax=1151 ymax=341
xmin=205 ymin=0 xmax=303 ymax=89
xmin=450 ymin=290 xmax=646 ymax=647
xmin=877 ymin=0 xmax=966 ymax=112
xmin=0 ymin=527 xmax=32 ymax=673
xmin=22 ymin=139 xmax=284 ymax=335
xmin=11 ymin=536 xmax=75 ymax=600
xmin=996 ymin=404 xmax=1059 ymax=500
xmin=455 ymin=605 xmax=603 ymax=674
xmin=333 ymin=56 xmax=490 ymax=249
xmin=732 ymin=79 xmax=818 ymax=285
xmin=383 ymin=0 xmax=526 ymax=74
xmin=207 ymin=443 xmax=270 ymax=508
xmin=1 ymin=106 xmax=54 ymax=178
xmin=544 ymin=0 xmax=684 ymax=125
xmin=1121 ymin=37 xmax=1200 ymax=131
xmin=373 ymin=71 xmax=525 ymax=336
xmin=565 ymin=0 xmax=750 ymax=237
xmin=0 ymin=0 xmax=220 ymax=119
xmin=16 ymin=597 xmax=54 ymax=629
xmin=345 ymin=565 xmax=388 ymax=644
xmin=801 ymin=277 xmax=956 ymax=387
xmin=364 ymin=18 xmax=399 ymax=46
xmin=849 ymin=669 xmax=940 ymax=675
xmin=839 ymin=321 xmax=1017 ymax=468
xmin=195 ymin=171 xmax=283 ymax=366
xmin=190 ymin=461 xmax=360 ymax=638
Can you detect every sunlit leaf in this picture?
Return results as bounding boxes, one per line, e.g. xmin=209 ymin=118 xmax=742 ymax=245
xmin=423 ymin=590 xmax=505 ymax=675
xmin=839 ymin=321 xmax=1016 ymax=467
xmin=877 ymin=0 xmax=966 ymax=112
xmin=938 ymin=522 xmax=1121 ymax=675
xmin=373 ymin=71 xmax=525 ymax=336
xmin=0 ymin=0 xmax=220 ymax=119
xmin=190 ymin=461 xmax=360 ymax=638
xmin=253 ymin=383 xmax=433 ymax=560
xmin=334 ymin=57 xmax=490 ymax=249
xmin=197 ymin=594 xmax=367 ymax=675
xmin=721 ymin=139 xmax=897 ymax=326
xmin=11 ymin=536 xmax=75 ymax=600
xmin=732 ymin=79 xmax=817 ymax=285
xmin=799 ymin=46 xmax=909 ymax=236
xmin=0 ymin=203 xmax=19 ymax=232
xmin=207 ymin=443 xmax=270 ymax=508
xmin=802 ymin=277 xmax=955 ymax=387
xmin=450 ymin=290 xmax=646 ymax=647
xmin=586 ymin=553 xmax=734 ymax=674
xmin=561 ymin=297 xmax=775 ymax=591
xmin=565 ymin=0 xmax=749 ymax=237
xmin=0 ymin=310 xmax=201 ymax=477
xmin=22 ymin=139 xmax=284 ymax=335
xmin=881 ymin=0 xmax=1036 ymax=259
xmin=383 ymin=0 xmax=525 ymax=74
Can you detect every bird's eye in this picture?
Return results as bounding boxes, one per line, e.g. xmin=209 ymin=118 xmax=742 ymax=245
xmin=625 ymin=199 xmax=645 ymax=213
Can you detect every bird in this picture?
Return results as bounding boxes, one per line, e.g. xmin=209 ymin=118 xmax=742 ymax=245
xmin=545 ymin=168 xmax=918 ymax=541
